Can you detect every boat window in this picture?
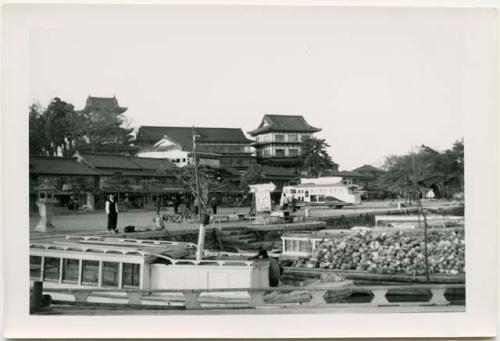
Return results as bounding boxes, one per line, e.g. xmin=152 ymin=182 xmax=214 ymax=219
xmin=122 ymin=263 xmax=140 ymax=288
xmin=82 ymin=260 xmax=99 ymax=286
xmin=62 ymin=259 xmax=79 ymax=283
xmin=43 ymin=257 xmax=60 ymax=281
xmin=102 ymin=262 xmax=119 ymax=287
xmin=30 ymin=256 xmax=42 ymax=280
xmin=299 ymin=240 xmax=309 ymax=253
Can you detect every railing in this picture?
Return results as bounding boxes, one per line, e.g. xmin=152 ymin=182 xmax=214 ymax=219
xmin=65 ymin=235 xmax=198 ymax=249
xmin=33 ymin=282 xmax=465 ymax=312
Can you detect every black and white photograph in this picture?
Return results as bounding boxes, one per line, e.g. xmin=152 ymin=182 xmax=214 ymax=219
xmin=1 ymin=1 xmax=498 ymax=338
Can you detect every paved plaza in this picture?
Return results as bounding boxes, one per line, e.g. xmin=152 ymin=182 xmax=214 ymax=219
xmin=29 ymin=200 xmax=452 ymax=239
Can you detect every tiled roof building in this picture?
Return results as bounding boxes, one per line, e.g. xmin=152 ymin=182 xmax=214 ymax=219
xmin=135 ymin=126 xmax=256 ymax=170
xmin=30 ymin=156 xmax=100 ymax=176
xmin=29 ymin=153 xmax=183 ymax=212
xmin=136 ymin=126 xmax=253 ymax=149
xmin=248 ymin=115 xmax=321 ymax=135
xmin=248 ymin=115 xmax=321 ymax=167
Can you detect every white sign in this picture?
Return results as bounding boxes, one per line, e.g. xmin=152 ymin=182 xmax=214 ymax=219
xmin=300 ymin=177 xmax=342 ymax=185
xmin=249 ymin=183 xmax=276 ymax=212
xmin=248 ymin=182 xmax=276 ymax=193
xmin=255 ymin=191 xmax=272 ymax=212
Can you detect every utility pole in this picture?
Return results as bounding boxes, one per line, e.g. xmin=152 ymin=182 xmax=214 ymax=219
xmin=192 ymin=126 xmax=201 ymax=222
xmin=412 ymin=149 xmax=430 ymax=284
xmin=192 ymin=126 xmax=206 ymax=261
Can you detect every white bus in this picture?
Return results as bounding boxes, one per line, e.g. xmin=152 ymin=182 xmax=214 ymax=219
xmin=280 ymin=177 xmax=361 ymax=209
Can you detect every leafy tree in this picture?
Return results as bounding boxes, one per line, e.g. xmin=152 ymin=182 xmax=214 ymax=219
xmin=29 ymin=103 xmax=47 ymax=155
xmin=29 ymin=98 xmax=88 ymax=156
xmin=239 ymin=164 xmax=267 ymax=191
xmin=299 ymin=137 xmax=338 ymax=176
xmin=177 ymin=165 xmax=229 ymax=217
xmin=30 ymin=96 xmax=135 ymax=156
xmin=81 ymin=103 xmax=133 ymax=153
xmin=376 ymin=140 xmax=464 ymax=200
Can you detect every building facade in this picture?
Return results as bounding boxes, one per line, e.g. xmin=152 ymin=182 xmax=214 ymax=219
xmin=135 ymin=126 xmax=256 ymax=170
xmin=248 ymin=115 xmax=321 ymax=167
xmin=30 ymin=153 xmax=185 ymax=213
xmin=29 ymin=156 xmax=100 ymax=213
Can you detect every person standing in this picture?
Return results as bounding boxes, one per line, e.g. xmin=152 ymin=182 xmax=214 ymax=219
xmin=173 ymin=195 xmax=181 ymax=214
xmin=211 ymin=196 xmax=218 ymax=215
xmin=282 ymin=194 xmax=289 ymax=211
xmin=105 ymin=194 xmax=119 ymax=234
xmin=194 ymin=197 xmax=199 ymax=215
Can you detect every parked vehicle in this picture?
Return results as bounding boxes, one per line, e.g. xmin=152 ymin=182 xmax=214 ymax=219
xmin=280 ymin=177 xmax=361 ymax=209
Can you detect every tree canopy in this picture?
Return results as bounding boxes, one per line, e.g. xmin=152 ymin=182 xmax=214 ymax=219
xmin=29 ymin=98 xmax=88 ymax=156
xmin=299 ymin=137 xmax=338 ymax=176
xmin=177 ymin=165 xmax=231 ymax=216
xmin=239 ymin=164 xmax=267 ymax=191
xmin=376 ymin=139 xmax=464 ymax=200
xmin=29 ymin=97 xmax=134 ymax=156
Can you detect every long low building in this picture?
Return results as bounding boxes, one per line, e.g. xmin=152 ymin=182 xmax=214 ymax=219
xmin=29 ymin=153 xmax=185 ymax=213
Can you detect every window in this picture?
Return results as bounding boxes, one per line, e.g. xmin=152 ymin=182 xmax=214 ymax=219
xmin=82 ymin=260 xmax=99 ymax=286
xmin=182 ymin=158 xmax=186 ymax=162
xmin=263 ymin=149 xmax=271 ymax=157
xmin=30 ymin=256 xmax=42 ymax=280
xmin=275 ymin=134 xmax=285 ymax=142
xmin=62 ymin=259 xmax=79 ymax=283
xmin=275 ymin=149 xmax=285 ymax=157
xmin=43 ymin=257 xmax=60 ymax=281
xmin=176 ymin=158 xmax=180 ymax=163
xmin=289 ymin=149 xmax=299 ymax=157
xmin=102 ymin=262 xmax=119 ymax=287
xmin=288 ymin=134 xmax=298 ymax=142
xmin=290 ymin=189 xmax=296 ymax=194
xmin=122 ymin=263 xmax=140 ymax=288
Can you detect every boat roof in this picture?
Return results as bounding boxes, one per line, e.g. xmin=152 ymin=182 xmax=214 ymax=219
xmin=30 ymin=236 xmax=198 ymax=260
xmin=29 ymin=236 xmax=260 ymax=267
xmin=284 ymin=183 xmax=347 ymax=188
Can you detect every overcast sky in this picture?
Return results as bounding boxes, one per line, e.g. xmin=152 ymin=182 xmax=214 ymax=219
xmin=29 ymin=5 xmax=474 ymax=170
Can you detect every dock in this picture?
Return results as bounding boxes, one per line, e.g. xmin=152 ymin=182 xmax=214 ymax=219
xmin=30 ymin=220 xmax=327 ymax=243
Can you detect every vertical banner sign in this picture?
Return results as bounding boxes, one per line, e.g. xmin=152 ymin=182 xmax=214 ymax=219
xmin=255 ymin=191 xmax=272 ymax=212
xmin=248 ymin=182 xmax=276 ymax=213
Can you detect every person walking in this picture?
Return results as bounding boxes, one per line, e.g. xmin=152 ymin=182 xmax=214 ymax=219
xmin=105 ymin=194 xmax=119 ymax=234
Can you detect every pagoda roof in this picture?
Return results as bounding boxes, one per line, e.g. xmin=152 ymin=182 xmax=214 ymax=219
xmin=80 ymin=95 xmax=127 ymax=114
xmin=136 ymin=126 xmax=253 ymax=150
xmin=248 ymin=115 xmax=321 ymax=136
